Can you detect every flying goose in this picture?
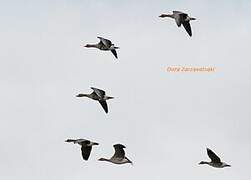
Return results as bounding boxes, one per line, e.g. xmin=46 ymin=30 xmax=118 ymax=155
xmin=98 ymin=144 xmax=133 ymax=165
xmin=199 ymin=148 xmax=231 ymax=168
xmin=84 ymin=37 xmax=119 ymax=59
xmin=76 ymin=87 xmax=114 ymax=114
xmin=65 ymin=138 xmax=99 ymax=161
xmin=159 ymin=11 xmax=196 ymax=36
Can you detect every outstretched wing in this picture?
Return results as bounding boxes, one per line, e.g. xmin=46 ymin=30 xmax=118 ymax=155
xmin=174 ymin=15 xmax=182 ymax=27
xmin=99 ymin=100 xmax=108 ymax=113
xmin=91 ymin=87 xmax=106 ymax=98
xmin=97 ymin=37 xmax=112 ymax=48
xmin=182 ymin=21 xmax=192 ymax=36
xmin=207 ymin=148 xmax=221 ymax=163
xmin=173 ymin=11 xmax=186 ymax=27
xmin=111 ymin=49 xmax=118 ymax=59
xmin=81 ymin=145 xmax=92 ymax=161
xmin=173 ymin=11 xmax=184 ymax=14
xmin=112 ymin=144 xmax=126 ymax=159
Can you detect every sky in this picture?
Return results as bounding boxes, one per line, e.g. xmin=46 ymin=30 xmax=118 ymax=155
xmin=0 ymin=0 xmax=251 ymax=179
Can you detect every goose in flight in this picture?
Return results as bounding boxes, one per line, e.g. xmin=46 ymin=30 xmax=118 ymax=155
xmin=199 ymin=148 xmax=231 ymax=168
xmin=98 ymin=144 xmax=133 ymax=165
xmin=65 ymin=138 xmax=99 ymax=161
xmin=76 ymin=87 xmax=114 ymax=114
xmin=84 ymin=37 xmax=119 ymax=59
xmin=159 ymin=11 xmax=196 ymax=36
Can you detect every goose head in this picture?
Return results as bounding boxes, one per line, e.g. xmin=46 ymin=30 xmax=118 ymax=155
xmin=98 ymin=158 xmax=109 ymax=162
xmin=199 ymin=161 xmax=208 ymax=165
xmin=159 ymin=14 xmax=173 ymax=18
xmin=84 ymin=44 xmax=97 ymax=48
xmin=76 ymin=94 xmax=88 ymax=97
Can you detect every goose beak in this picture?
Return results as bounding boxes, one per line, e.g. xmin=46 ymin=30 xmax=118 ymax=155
xmin=159 ymin=14 xmax=168 ymax=18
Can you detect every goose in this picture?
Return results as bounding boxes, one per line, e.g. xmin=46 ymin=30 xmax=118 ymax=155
xmin=159 ymin=11 xmax=196 ymax=36
xmin=65 ymin=138 xmax=99 ymax=161
xmin=84 ymin=37 xmax=119 ymax=59
xmin=76 ymin=87 xmax=114 ymax=114
xmin=98 ymin=144 xmax=133 ymax=165
xmin=199 ymin=148 xmax=231 ymax=168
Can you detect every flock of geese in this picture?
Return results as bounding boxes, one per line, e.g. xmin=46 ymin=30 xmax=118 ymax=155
xmin=65 ymin=10 xmax=231 ymax=168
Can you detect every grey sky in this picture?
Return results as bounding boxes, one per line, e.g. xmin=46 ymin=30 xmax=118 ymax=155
xmin=0 ymin=0 xmax=251 ymax=179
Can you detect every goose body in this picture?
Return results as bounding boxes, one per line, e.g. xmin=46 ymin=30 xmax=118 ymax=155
xmin=65 ymin=138 xmax=99 ymax=161
xmin=199 ymin=148 xmax=231 ymax=168
xmin=159 ymin=11 xmax=196 ymax=36
xmin=76 ymin=87 xmax=114 ymax=114
xmin=98 ymin=144 xmax=133 ymax=165
xmin=84 ymin=37 xmax=119 ymax=59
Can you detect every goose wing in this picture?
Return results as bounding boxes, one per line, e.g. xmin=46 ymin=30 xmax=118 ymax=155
xmin=75 ymin=139 xmax=89 ymax=144
xmin=182 ymin=20 xmax=192 ymax=36
xmin=111 ymin=49 xmax=118 ymax=59
xmin=97 ymin=37 xmax=112 ymax=48
xmin=173 ymin=11 xmax=184 ymax=14
xmin=207 ymin=148 xmax=221 ymax=163
xmin=81 ymin=145 xmax=92 ymax=161
xmin=65 ymin=139 xmax=76 ymax=143
xmin=174 ymin=13 xmax=182 ymax=27
xmin=173 ymin=11 xmax=186 ymax=27
xmin=99 ymin=100 xmax=108 ymax=113
xmin=91 ymin=87 xmax=105 ymax=98
xmin=112 ymin=144 xmax=126 ymax=159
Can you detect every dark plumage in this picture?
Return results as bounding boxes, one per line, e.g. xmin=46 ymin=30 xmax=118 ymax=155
xmin=159 ymin=11 xmax=196 ymax=36
xmin=98 ymin=144 xmax=133 ymax=165
xmin=84 ymin=37 xmax=119 ymax=59
xmin=199 ymin=148 xmax=231 ymax=168
xmin=76 ymin=87 xmax=114 ymax=114
xmin=65 ymin=139 xmax=99 ymax=161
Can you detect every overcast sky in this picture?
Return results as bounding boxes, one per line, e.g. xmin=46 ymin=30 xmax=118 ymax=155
xmin=1 ymin=0 xmax=251 ymax=180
